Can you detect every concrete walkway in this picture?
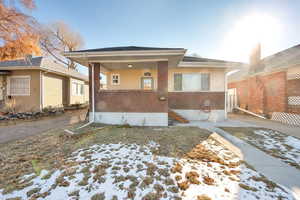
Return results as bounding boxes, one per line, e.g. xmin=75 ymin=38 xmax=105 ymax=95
xmin=177 ymin=121 xmax=300 ymax=199
xmin=0 ymin=109 xmax=87 ymax=144
xmin=229 ymin=113 xmax=300 ymax=139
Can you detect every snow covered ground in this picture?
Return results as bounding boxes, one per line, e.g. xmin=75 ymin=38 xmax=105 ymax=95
xmin=0 ymin=138 xmax=296 ymax=200
xmin=244 ymin=129 xmax=300 ymax=170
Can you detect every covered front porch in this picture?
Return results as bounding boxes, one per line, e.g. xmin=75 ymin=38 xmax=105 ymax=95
xmin=64 ymin=47 xmax=186 ymax=126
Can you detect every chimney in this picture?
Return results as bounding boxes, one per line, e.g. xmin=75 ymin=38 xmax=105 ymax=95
xmin=249 ymin=43 xmax=262 ymax=74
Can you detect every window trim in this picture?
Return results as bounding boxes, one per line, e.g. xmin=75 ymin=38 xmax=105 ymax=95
xmin=111 ymin=74 xmax=120 ymax=86
xmin=7 ymin=75 xmax=31 ymax=96
xmin=140 ymin=77 xmax=154 ymax=90
xmin=172 ymin=72 xmax=211 ymax=92
xmin=72 ymin=81 xmax=84 ymax=96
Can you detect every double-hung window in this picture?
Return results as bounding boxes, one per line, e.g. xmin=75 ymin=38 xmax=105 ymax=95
xmin=7 ymin=76 xmax=30 ymax=96
xmin=72 ymin=82 xmax=84 ymax=96
xmin=111 ymin=74 xmax=120 ymax=85
xmin=174 ymin=73 xmax=210 ymax=91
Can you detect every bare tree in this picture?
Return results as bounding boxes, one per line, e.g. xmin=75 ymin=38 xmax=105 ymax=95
xmin=0 ymin=0 xmax=41 ymax=60
xmin=39 ymin=21 xmax=84 ymax=69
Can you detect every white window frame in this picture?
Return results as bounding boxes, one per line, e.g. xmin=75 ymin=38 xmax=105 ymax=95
xmin=172 ymin=72 xmax=211 ymax=92
xmin=72 ymin=81 xmax=84 ymax=96
xmin=7 ymin=75 xmax=31 ymax=96
xmin=111 ymin=74 xmax=120 ymax=86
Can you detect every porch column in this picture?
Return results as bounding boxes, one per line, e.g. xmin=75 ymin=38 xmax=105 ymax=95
xmin=93 ymin=63 xmax=100 ymax=93
xmin=88 ymin=63 xmax=100 ymax=111
xmin=157 ymin=61 xmax=168 ymax=98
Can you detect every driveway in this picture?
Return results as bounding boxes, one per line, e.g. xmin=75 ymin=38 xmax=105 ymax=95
xmin=229 ymin=113 xmax=300 ymax=139
xmin=0 ymin=109 xmax=87 ymax=144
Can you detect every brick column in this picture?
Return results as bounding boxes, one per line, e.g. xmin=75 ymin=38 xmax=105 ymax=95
xmin=157 ymin=61 xmax=168 ymax=96
xmin=93 ymin=63 xmax=100 ymax=93
xmin=88 ymin=63 xmax=100 ymax=110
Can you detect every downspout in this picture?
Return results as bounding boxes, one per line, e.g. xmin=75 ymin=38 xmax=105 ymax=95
xmin=224 ymin=71 xmax=229 ymax=120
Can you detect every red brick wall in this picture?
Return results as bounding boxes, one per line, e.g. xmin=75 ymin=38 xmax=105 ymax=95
xmin=262 ymin=72 xmax=287 ymax=114
xmin=229 ymin=71 xmax=287 ymax=115
xmin=95 ymin=90 xmax=168 ymax=112
xmin=287 ymin=79 xmax=300 ymax=96
xmin=168 ymin=92 xmax=225 ymax=110
xmin=228 ymin=80 xmax=249 ymax=109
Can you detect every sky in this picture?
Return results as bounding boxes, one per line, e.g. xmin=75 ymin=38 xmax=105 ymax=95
xmin=28 ymin=0 xmax=300 ymax=75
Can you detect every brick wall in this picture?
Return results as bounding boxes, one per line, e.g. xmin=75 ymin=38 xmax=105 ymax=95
xmin=228 ymin=80 xmax=249 ymax=109
xmin=168 ymin=92 xmax=225 ymax=110
xmin=95 ymin=90 xmax=168 ymax=112
xmin=229 ymin=71 xmax=287 ymax=115
xmin=262 ymin=71 xmax=287 ymax=114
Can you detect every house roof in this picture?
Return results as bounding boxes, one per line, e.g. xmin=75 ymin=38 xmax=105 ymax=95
xmin=70 ymin=46 xmax=185 ymax=53
xmin=0 ymin=57 xmax=88 ymax=82
xmin=261 ymin=44 xmax=300 ymax=71
xmin=228 ymin=43 xmax=300 ymax=82
xmin=183 ymin=56 xmax=233 ymax=63
xmin=0 ymin=57 xmax=43 ymax=67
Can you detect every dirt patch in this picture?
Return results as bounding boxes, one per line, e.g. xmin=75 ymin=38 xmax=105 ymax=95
xmin=0 ymin=125 xmax=210 ymax=192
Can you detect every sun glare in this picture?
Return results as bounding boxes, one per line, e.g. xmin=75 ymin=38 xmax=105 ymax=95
xmin=220 ymin=13 xmax=282 ymax=62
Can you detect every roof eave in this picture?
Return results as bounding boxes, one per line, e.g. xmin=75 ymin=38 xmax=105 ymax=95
xmin=63 ymin=49 xmax=187 ymax=58
xmin=178 ymin=61 xmax=245 ymax=68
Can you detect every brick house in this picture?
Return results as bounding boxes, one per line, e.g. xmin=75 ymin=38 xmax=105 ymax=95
xmin=64 ymin=46 xmax=242 ymax=126
xmin=228 ymin=44 xmax=300 ymax=125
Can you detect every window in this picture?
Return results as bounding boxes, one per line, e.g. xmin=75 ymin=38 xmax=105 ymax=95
xmin=111 ymin=74 xmax=120 ymax=85
xmin=174 ymin=73 xmax=210 ymax=91
xmin=72 ymin=82 xmax=84 ymax=96
xmin=141 ymin=77 xmax=153 ymax=90
xmin=7 ymin=76 xmax=30 ymax=96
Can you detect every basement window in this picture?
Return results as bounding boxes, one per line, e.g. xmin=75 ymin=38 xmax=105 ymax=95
xmin=111 ymin=74 xmax=120 ymax=85
xmin=174 ymin=73 xmax=210 ymax=91
xmin=7 ymin=76 xmax=30 ymax=96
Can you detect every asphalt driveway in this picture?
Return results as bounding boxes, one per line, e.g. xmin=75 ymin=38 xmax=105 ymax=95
xmin=0 ymin=109 xmax=87 ymax=144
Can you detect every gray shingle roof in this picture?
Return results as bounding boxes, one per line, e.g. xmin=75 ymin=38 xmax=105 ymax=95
xmin=0 ymin=57 xmax=88 ymax=81
xmin=183 ymin=56 xmax=228 ymax=63
xmin=0 ymin=57 xmax=43 ymax=67
xmin=69 ymin=46 xmax=185 ymax=53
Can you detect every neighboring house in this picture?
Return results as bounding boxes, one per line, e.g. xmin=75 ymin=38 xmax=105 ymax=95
xmin=64 ymin=46 xmax=242 ymax=126
xmin=0 ymin=56 xmax=89 ymax=112
xmin=228 ymin=44 xmax=300 ymax=125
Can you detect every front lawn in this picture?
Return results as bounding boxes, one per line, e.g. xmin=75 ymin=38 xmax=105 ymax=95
xmin=0 ymin=125 xmax=295 ymax=199
xmin=221 ymin=127 xmax=300 ymax=170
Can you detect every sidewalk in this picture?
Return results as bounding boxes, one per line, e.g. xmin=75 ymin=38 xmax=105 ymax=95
xmin=177 ymin=121 xmax=300 ymax=199
xmin=229 ymin=113 xmax=300 ymax=139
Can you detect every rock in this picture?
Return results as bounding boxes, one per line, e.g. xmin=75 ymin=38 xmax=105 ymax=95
xmin=203 ymin=176 xmax=215 ymax=185
xmin=177 ymin=181 xmax=189 ymax=190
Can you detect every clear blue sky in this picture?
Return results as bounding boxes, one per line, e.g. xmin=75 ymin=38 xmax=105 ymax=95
xmin=29 ymin=0 xmax=300 ymax=74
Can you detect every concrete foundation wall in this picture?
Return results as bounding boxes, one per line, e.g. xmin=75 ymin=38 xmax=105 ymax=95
xmin=91 ymin=112 xmax=168 ymax=126
xmin=173 ymin=109 xmax=225 ymax=122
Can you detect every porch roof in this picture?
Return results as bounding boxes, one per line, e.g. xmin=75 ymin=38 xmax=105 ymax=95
xmin=69 ymin=46 xmax=185 ymax=53
xmin=64 ymin=46 xmax=187 ymax=68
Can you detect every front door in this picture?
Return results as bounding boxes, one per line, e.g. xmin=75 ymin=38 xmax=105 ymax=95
xmin=141 ymin=77 xmax=153 ymax=90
